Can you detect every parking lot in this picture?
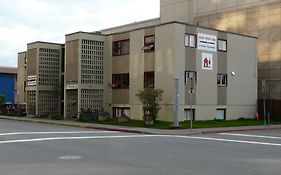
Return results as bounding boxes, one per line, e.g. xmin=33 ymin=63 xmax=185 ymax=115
xmin=0 ymin=119 xmax=280 ymax=175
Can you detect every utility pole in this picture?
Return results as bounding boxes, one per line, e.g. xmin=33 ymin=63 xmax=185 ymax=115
xmin=172 ymin=78 xmax=181 ymax=128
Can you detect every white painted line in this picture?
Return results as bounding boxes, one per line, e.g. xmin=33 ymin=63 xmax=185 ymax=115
xmin=169 ymin=135 xmax=281 ymax=147
xmin=0 ymin=134 xmax=281 ymax=147
xmin=0 ymin=135 xmax=155 ymax=144
xmin=0 ymin=131 xmax=118 ymax=136
xmin=219 ymin=133 xmax=281 ymax=140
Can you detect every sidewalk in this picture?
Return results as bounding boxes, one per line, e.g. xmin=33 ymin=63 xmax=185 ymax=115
xmin=1 ymin=115 xmax=281 ymax=135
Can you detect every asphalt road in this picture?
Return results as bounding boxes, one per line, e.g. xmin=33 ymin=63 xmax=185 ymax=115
xmin=0 ymin=119 xmax=281 ymax=175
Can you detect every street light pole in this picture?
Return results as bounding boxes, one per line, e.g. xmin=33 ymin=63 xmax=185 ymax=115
xmin=189 ymin=78 xmax=193 ymax=133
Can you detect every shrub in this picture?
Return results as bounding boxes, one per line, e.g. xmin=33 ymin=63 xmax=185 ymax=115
xmin=48 ymin=114 xmax=64 ymax=120
xmin=136 ymin=88 xmax=163 ymax=121
xmin=0 ymin=95 xmax=6 ymax=114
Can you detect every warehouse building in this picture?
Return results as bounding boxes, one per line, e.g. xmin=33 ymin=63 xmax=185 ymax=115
xmin=0 ymin=67 xmax=17 ymax=104
xmin=25 ymin=42 xmax=64 ymax=117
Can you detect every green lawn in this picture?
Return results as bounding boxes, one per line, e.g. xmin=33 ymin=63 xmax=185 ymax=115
xmin=88 ymin=118 xmax=281 ymax=130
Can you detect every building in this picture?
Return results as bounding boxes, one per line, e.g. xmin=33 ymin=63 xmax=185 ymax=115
xmin=106 ymin=22 xmax=257 ymax=121
xmin=17 ymin=51 xmax=27 ymax=105
xmin=25 ymin=42 xmax=64 ymax=117
xmin=0 ymin=67 xmax=17 ymax=104
xmin=64 ymin=32 xmax=106 ymax=118
xmin=160 ymin=0 xmax=281 ymax=118
xmin=20 ymin=0 xmax=260 ymax=121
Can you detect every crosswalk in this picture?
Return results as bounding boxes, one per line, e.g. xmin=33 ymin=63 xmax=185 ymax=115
xmin=0 ymin=129 xmax=281 ymax=147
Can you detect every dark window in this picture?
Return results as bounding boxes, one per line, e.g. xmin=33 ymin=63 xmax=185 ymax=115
xmin=112 ymin=40 xmax=130 ymax=56
xmin=217 ymin=74 xmax=227 ymax=86
xmin=112 ymin=73 xmax=129 ymax=89
xmin=144 ymin=71 xmax=154 ymax=88
xmin=113 ymin=107 xmax=130 ymax=118
xmin=218 ymin=39 xmax=227 ymax=52
xmin=185 ymin=71 xmax=197 ymax=84
xmin=143 ymin=35 xmax=155 ymax=52
xmin=185 ymin=34 xmax=196 ymax=48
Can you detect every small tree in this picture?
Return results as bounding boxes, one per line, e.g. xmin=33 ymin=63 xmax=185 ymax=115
xmin=136 ymin=88 xmax=163 ymax=121
xmin=0 ymin=95 xmax=6 ymax=114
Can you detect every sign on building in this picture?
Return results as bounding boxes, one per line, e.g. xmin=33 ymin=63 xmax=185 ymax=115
xmin=202 ymin=53 xmax=213 ymax=70
xmin=197 ymin=33 xmax=217 ymax=52
xmin=27 ymin=75 xmax=36 ymax=86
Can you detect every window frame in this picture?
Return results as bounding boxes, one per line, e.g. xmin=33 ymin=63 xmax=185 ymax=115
xmin=217 ymin=74 xmax=228 ymax=87
xmin=144 ymin=71 xmax=155 ymax=88
xmin=185 ymin=33 xmax=197 ymax=48
xmin=113 ymin=107 xmax=130 ymax=118
xmin=216 ymin=108 xmax=226 ymax=120
xmin=112 ymin=39 xmax=130 ymax=56
xmin=112 ymin=73 xmax=129 ymax=89
xmin=218 ymin=39 xmax=227 ymax=52
xmin=185 ymin=71 xmax=197 ymax=85
xmin=143 ymin=35 xmax=155 ymax=52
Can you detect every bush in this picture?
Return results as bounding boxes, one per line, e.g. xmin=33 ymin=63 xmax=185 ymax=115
xmin=0 ymin=95 xmax=6 ymax=114
xmin=48 ymin=114 xmax=64 ymax=120
xmin=136 ymin=88 xmax=163 ymax=121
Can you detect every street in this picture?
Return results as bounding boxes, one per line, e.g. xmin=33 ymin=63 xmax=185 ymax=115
xmin=0 ymin=119 xmax=281 ymax=175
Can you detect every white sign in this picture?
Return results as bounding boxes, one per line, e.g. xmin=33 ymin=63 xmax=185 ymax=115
xmin=27 ymin=75 xmax=36 ymax=81
xmin=66 ymin=84 xmax=78 ymax=89
xmin=197 ymin=33 xmax=217 ymax=52
xmin=27 ymin=81 xmax=36 ymax=86
xmin=202 ymin=53 xmax=213 ymax=70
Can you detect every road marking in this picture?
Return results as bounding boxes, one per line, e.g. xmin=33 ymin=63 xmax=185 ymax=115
xmin=0 ymin=134 xmax=281 ymax=147
xmin=0 ymin=131 xmax=117 ymax=136
xmin=219 ymin=133 xmax=281 ymax=140
xmin=0 ymin=135 xmax=155 ymax=144
xmin=59 ymin=155 xmax=82 ymax=160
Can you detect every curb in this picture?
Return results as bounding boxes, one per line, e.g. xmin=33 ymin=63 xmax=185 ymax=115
xmin=202 ymin=126 xmax=281 ymax=134
xmin=1 ymin=116 xmax=281 ymax=136
xmin=0 ymin=116 xmax=151 ymax=135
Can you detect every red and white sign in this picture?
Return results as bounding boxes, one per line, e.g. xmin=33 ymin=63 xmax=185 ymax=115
xmin=202 ymin=53 xmax=213 ymax=70
xmin=197 ymin=33 xmax=217 ymax=52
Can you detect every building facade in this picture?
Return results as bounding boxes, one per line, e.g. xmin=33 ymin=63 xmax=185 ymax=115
xmin=0 ymin=67 xmax=17 ymax=104
xmin=25 ymin=42 xmax=63 ymax=116
xmin=64 ymin=32 xmax=106 ymax=118
xmin=103 ymin=22 xmax=257 ymax=121
xmin=160 ymin=0 xmax=281 ymax=118
xmin=17 ymin=52 xmax=27 ymax=105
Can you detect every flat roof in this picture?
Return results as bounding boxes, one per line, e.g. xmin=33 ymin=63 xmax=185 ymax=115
xmin=65 ymin=31 xmax=104 ymax=37
xmin=27 ymin=41 xmax=63 ymax=46
xmin=106 ymin=21 xmax=258 ymax=39
xmin=0 ymin=67 xmax=17 ymax=74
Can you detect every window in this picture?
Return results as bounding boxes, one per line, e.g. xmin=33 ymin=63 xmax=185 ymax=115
xmin=216 ymin=109 xmax=226 ymax=120
xmin=143 ymin=35 xmax=155 ymax=52
xmin=112 ymin=40 xmax=130 ymax=56
xmin=185 ymin=71 xmax=197 ymax=84
xmin=217 ymin=74 xmax=227 ymax=86
xmin=144 ymin=71 xmax=154 ymax=88
xmin=185 ymin=34 xmax=196 ymax=48
xmin=113 ymin=107 xmax=130 ymax=118
xmin=184 ymin=109 xmax=195 ymax=121
xmin=112 ymin=73 xmax=129 ymax=89
xmin=218 ymin=39 xmax=227 ymax=52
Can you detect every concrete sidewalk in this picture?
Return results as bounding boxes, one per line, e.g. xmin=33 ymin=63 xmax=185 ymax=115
xmin=1 ymin=115 xmax=281 ymax=135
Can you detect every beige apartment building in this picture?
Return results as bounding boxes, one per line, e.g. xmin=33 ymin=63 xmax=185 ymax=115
xmin=25 ymin=42 xmax=63 ymax=116
xmin=19 ymin=0 xmax=263 ymax=121
xmin=100 ymin=22 xmax=257 ymax=121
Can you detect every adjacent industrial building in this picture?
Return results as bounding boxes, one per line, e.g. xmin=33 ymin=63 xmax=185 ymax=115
xmin=0 ymin=67 xmax=17 ymax=104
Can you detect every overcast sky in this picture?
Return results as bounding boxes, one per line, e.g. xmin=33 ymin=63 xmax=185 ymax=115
xmin=0 ymin=0 xmax=160 ymax=67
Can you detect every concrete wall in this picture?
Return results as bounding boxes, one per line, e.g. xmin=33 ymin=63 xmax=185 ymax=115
xmin=17 ymin=52 xmax=26 ymax=104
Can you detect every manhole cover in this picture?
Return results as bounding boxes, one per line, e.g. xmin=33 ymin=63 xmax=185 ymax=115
xmin=59 ymin=155 xmax=82 ymax=160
